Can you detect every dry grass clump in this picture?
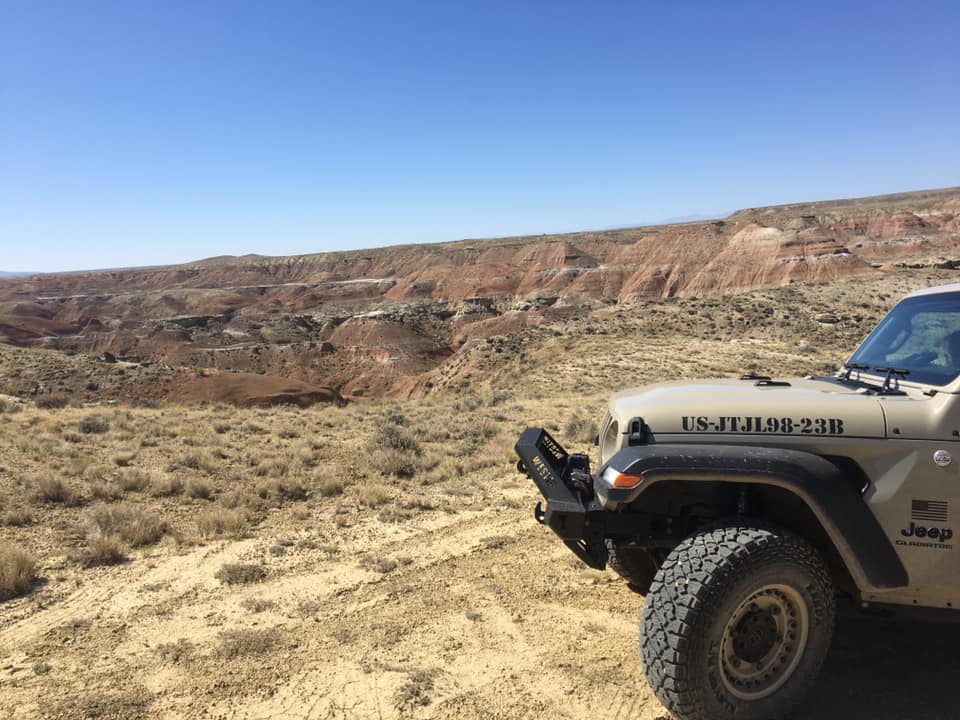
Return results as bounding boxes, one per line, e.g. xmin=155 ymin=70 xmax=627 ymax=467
xmin=196 ymin=508 xmax=248 ymax=538
xmin=89 ymin=504 xmax=167 ymax=547
xmin=78 ymin=534 xmax=127 ymax=567
xmin=28 ymin=474 xmax=81 ymax=505
xmin=215 ymin=563 xmax=267 ymax=585
xmin=35 ymin=393 xmax=69 ymax=409
xmin=0 ymin=542 xmax=37 ymax=601
xmin=218 ymin=627 xmax=281 ymax=658
xmin=78 ymin=414 xmax=110 ymax=434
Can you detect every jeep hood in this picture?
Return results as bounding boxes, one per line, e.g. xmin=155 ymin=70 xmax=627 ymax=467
xmin=607 ymin=377 xmax=886 ymax=440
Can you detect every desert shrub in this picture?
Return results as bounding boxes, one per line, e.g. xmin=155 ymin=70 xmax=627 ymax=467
xmin=257 ymin=478 xmax=308 ymax=503
xmin=196 ymin=508 xmax=248 ymax=538
xmin=35 ymin=393 xmax=69 ymax=410
xmin=118 ymin=468 xmax=151 ymax=492
xmin=78 ymin=534 xmax=127 ymax=567
xmin=316 ymin=476 xmax=345 ymax=497
xmin=89 ymin=482 xmax=123 ymax=501
xmin=378 ymin=424 xmax=422 ymax=455
xmin=474 ymin=418 xmax=499 ymax=440
xmin=254 ymin=456 xmax=291 ymax=478
xmin=28 ymin=475 xmax=80 ymax=505
xmin=215 ymin=563 xmax=266 ymax=585
xmin=0 ymin=397 xmax=24 ymax=414
xmin=218 ymin=627 xmax=281 ymax=658
xmin=394 ymin=669 xmax=437 ymax=712
xmin=46 ymin=687 xmax=152 ymax=720
xmin=113 ymin=451 xmax=137 ymax=467
xmin=149 ymin=474 xmax=183 ymax=497
xmin=82 ymin=464 xmax=115 ymax=483
xmin=0 ymin=543 xmax=37 ymax=601
xmin=373 ymin=446 xmax=423 ymax=478
xmin=2 ymin=509 xmax=33 ymax=527
xmin=564 ymin=416 xmax=597 ymax=445
xmin=240 ymin=597 xmax=276 ymax=613
xmin=156 ymin=638 xmax=193 ymax=664
xmin=185 ymin=478 xmax=214 ymax=500
xmin=89 ymin=504 xmax=167 ymax=547
xmin=177 ymin=451 xmax=218 ymax=474
xmin=358 ymin=483 xmax=392 ymax=508
xmin=78 ymin=415 xmax=110 ymax=434
xmin=487 ymin=389 xmax=511 ymax=406
xmin=359 ymin=555 xmax=398 ymax=574
xmin=377 ymin=506 xmax=412 ymax=523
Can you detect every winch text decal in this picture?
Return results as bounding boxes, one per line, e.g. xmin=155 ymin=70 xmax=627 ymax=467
xmin=680 ymin=416 xmax=846 ymax=435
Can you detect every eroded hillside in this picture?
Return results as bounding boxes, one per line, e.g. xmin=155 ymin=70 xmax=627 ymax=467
xmin=1 ymin=187 xmax=958 ymax=402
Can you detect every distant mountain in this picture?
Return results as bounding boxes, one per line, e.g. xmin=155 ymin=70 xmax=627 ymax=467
xmin=604 ymin=212 xmax=725 ymax=230
xmin=0 ymin=271 xmax=38 ymax=278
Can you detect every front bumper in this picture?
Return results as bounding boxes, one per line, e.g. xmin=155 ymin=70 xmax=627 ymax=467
xmin=514 ymin=427 xmax=608 ymax=569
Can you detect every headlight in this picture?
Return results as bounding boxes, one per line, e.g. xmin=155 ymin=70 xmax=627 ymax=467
xmin=599 ymin=465 xmax=645 ymax=489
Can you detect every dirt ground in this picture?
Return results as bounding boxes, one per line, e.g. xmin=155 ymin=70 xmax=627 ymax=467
xmin=3 ymin=272 xmax=960 ymax=720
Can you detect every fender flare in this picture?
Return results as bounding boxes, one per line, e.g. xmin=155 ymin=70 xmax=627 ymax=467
xmin=604 ymin=443 xmax=908 ymax=593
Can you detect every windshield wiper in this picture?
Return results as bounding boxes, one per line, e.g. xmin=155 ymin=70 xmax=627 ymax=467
xmin=841 ymin=362 xmax=869 ymax=381
xmin=874 ymin=366 xmax=910 ymax=394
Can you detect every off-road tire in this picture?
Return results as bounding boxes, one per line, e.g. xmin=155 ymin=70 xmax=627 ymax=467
xmin=640 ymin=522 xmax=835 ymax=720
xmin=606 ymin=540 xmax=662 ymax=595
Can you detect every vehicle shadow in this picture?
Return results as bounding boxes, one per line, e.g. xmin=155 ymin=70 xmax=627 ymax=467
xmin=799 ymin=607 xmax=960 ymax=720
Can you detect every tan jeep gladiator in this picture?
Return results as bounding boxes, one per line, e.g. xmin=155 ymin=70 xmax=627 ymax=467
xmin=515 ymin=282 xmax=960 ymax=720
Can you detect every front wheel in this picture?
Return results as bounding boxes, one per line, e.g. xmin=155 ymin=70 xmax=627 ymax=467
xmin=640 ymin=522 xmax=835 ymax=720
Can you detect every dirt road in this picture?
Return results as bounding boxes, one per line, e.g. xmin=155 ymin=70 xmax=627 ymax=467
xmin=3 ymin=490 xmax=958 ymax=720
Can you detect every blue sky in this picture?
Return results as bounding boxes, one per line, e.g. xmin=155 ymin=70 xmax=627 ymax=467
xmin=1 ymin=1 xmax=958 ymax=272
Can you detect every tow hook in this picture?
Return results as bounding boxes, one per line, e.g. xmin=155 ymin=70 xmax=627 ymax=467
xmin=534 ymin=502 xmax=546 ymax=524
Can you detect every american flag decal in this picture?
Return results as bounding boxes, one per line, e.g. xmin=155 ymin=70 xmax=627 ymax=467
xmin=912 ymin=500 xmax=949 ymax=523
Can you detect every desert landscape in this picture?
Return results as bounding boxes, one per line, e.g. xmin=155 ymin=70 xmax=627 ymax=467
xmin=2 ymin=188 xmax=960 ymax=719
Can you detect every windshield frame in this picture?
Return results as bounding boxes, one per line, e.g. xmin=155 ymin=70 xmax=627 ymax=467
xmin=844 ymin=291 xmax=960 ymax=392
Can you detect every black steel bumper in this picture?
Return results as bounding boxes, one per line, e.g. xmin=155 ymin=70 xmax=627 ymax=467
xmin=514 ymin=427 xmax=608 ymax=569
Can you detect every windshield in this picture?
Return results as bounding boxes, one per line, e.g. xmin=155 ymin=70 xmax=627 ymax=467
xmin=847 ymin=292 xmax=960 ymax=387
